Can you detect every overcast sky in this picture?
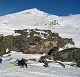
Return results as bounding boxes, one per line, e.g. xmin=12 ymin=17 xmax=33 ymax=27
xmin=0 ymin=0 xmax=80 ymax=16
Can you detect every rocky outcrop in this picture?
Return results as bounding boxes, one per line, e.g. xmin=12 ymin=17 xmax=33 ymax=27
xmin=0 ymin=29 xmax=74 ymax=56
xmin=53 ymin=47 xmax=80 ymax=62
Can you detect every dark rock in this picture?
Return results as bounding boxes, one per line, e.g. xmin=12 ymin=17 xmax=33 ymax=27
xmin=53 ymin=48 xmax=80 ymax=62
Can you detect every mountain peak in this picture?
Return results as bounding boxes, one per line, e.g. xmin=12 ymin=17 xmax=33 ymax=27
xmin=21 ymin=8 xmax=46 ymax=15
xmin=27 ymin=8 xmax=40 ymax=11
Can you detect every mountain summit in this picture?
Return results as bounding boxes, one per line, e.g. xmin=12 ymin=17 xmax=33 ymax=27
xmin=10 ymin=8 xmax=47 ymax=16
xmin=22 ymin=8 xmax=46 ymax=15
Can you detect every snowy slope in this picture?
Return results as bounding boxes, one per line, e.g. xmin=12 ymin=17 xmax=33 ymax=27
xmin=0 ymin=8 xmax=80 ymax=47
xmin=0 ymin=51 xmax=80 ymax=77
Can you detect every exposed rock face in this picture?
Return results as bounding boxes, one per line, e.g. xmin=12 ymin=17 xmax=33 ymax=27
xmin=53 ymin=48 xmax=80 ymax=62
xmin=0 ymin=35 xmax=14 ymax=56
xmin=0 ymin=29 xmax=74 ymax=56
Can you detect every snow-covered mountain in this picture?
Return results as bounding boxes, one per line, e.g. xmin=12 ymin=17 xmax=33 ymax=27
xmin=0 ymin=8 xmax=80 ymax=77
xmin=0 ymin=8 xmax=80 ymax=47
